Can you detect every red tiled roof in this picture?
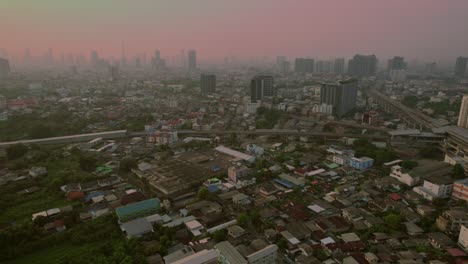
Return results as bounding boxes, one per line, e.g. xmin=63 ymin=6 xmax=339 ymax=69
xmin=390 ymin=193 xmax=402 ymax=201
xmin=67 ymin=191 xmax=85 ymax=201
xmin=447 ymin=248 xmax=468 ymax=257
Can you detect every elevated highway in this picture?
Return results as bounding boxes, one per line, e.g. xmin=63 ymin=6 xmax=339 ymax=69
xmin=368 ymin=89 xmax=443 ymax=130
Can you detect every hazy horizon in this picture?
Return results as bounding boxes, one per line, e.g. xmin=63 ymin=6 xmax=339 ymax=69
xmin=2 ymin=0 xmax=468 ymax=63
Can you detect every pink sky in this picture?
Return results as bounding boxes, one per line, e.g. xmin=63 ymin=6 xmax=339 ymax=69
xmin=1 ymin=0 xmax=468 ymax=62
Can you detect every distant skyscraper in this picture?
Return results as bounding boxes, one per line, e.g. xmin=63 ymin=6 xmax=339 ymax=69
xmin=188 ymin=50 xmax=196 ymax=70
xmin=455 ymin=57 xmax=468 ymax=78
xmin=280 ymin=61 xmax=290 ymax=73
xmin=250 ymin=76 xmax=274 ymax=102
xmin=294 ymin=58 xmax=314 ymax=73
xmin=425 ymin=62 xmax=437 ymax=75
xmin=0 ymin=58 xmax=10 ymax=79
xmin=320 ymin=79 xmax=358 ymax=117
xmin=316 ymin=60 xmax=333 ymax=73
xmin=121 ymin=41 xmax=127 ymax=67
xmin=90 ymin=50 xmax=99 ymax=67
xmin=458 ymin=95 xmax=468 ymax=129
xmin=0 ymin=49 xmax=8 ymax=60
xmin=46 ymin=48 xmax=54 ymax=65
xmin=334 ymin=58 xmax=345 ymax=74
xmin=276 ymin=56 xmax=286 ymax=68
xmin=388 ymin=56 xmax=407 ymax=71
xmin=152 ymin=50 xmax=165 ymax=69
xmin=347 ymin=54 xmax=377 ymax=77
xmin=109 ymin=65 xmax=119 ymax=81
xmin=200 ymin=74 xmax=216 ymax=94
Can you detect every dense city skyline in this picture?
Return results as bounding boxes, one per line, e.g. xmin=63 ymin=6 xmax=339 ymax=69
xmin=2 ymin=0 xmax=468 ymax=63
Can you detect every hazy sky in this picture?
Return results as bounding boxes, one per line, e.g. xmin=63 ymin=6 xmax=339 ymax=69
xmin=2 ymin=0 xmax=468 ymax=62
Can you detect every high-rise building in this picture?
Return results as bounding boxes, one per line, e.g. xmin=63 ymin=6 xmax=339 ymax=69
xmin=250 ymin=76 xmax=274 ymax=102
xmin=152 ymin=50 xmax=166 ymax=69
xmin=334 ymin=58 xmax=345 ymax=74
xmin=455 ymin=57 xmax=468 ymax=78
xmin=200 ymin=74 xmax=216 ymax=94
xmin=108 ymin=65 xmax=119 ymax=81
xmin=276 ymin=56 xmax=286 ymax=68
xmin=0 ymin=58 xmax=11 ymax=79
xmin=294 ymin=58 xmax=314 ymax=73
xmin=280 ymin=61 xmax=290 ymax=73
xmin=458 ymin=95 xmax=468 ymax=128
xmin=388 ymin=56 xmax=407 ymax=71
xmin=188 ymin=50 xmax=196 ymax=70
xmin=90 ymin=50 xmax=99 ymax=67
xmin=320 ymin=79 xmax=358 ymax=117
xmin=347 ymin=54 xmax=377 ymax=77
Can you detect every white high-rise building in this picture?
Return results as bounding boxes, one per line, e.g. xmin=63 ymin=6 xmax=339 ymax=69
xmin=458 ymin=95 xmax=468 ymax=128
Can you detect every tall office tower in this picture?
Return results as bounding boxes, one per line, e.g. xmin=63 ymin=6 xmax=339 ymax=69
xmin=108 ymin=65 xmax=119 ymax=81
xmin=90 ymin=50 xmax=99 ymax=67
xmin=316 ymin=60 xmax=324 ymax=73
xmin=46 ymin=48 xmax=54 ymax=65
xmin=23 ymin=49 xmax=31 ymax=64
xmin=294 ymin=58 xmax=314 ymax=73
xmin=388 ymin=56 xmax=407 ymax=71
xmin=425 ymin=62 xmax=437 ymax=75
xmin=135 ymin=57 xmax=140 ymax=68
xmin=152 ymin=50 xmax=166 ymax=69
xmin=0 ymin=95 xmax=6 ymax=109
xmin=276 ymin=56 xmax=286 ymax=68
xmin=320 ymin=79 xmax=358 ymax=117
xmin=250 ymin=76 xmax=274 ymax=102
xmin=200 ymin=74 xmax=216 ymax=94
xmin=0 ymin=49 xmax=8 ymax=59
xmin=458 ymin=95 xmax=468 ymax=128
xmin=334 ymin=58 xmax=345 ymax=74
xmin=280 ymin=61 xmax=290 ymax=73
xmin=121 ymin=41 xmax=127 ymax=67
xmin=455 ymin=57 xmax=468 ymax=78
xmin=0 ymin=58 xmax=10 ymax=79
xmin=188 ymin=50 xmax=197 ymax=70
xmin=347 ymin=54 xmax=377 ymax=77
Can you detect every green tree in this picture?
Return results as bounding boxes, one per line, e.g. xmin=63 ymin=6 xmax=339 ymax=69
xmin=29 ymin=124 xmax=54 ymax=139
xmin=384 ymin=213 xmax=402 ymax=230
xmin=453 ymin=163 xmax=465 ymax=179
xmin=198 ymin=187 xmax=209 ymax=200
xmin=237 ymin=213 xmax=249 ymax=227
xmin=212 ymin=229 xmax=227 ymax=242
xmin=120 ymin=157 xmax=137 ymax=172
xmin=79 ymin=153 xmax=97 ymax=172
xmin=419 ymin=146 xmax=442 ymax=159
xmin=6 ymin=144 xmax=28 ymax=160
xmin=403 ymin=95 xmax=419 ymax=108
xmin=401 ymin=160 xmax=418 ymax=170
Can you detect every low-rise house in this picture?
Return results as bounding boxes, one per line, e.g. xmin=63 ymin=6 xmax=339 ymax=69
xmin=413 ymin=176 xmax=454 ymax=201
xmin=44 ymin=219 xmax=66 ymax=232
xmin=185 ymin=220 xmax=204 ymax=236
xmin=389 ymin=165 xmax=420 ymax=187
xmin=29 ymin=167 xmax=48 ymax=178
xmin=115 ymin=198 xmax=160 ymax=222
xmin=227 ymin=225 xmax=246 ymax=239
xmin=427 ymin=232 xmax=455 ymax=249
xmin=215 ymin=241 xmax=248 ymax=264
xmin=246 ymin=144 xmax=264 ymax=157
xmin=404 ymin=222 xmax=424 ymax=236
xmin=350 ymin=156 xmax=374 ymax=170
xmin=436 ymin=210 xmax=468 ymax=234
xmin=120 ymin=217 xmax=154 ymax=238
xmin=364 ymin=216 xmax=385 ymax=228
xmin=342 ymin=207 xmax=365 ymax=222
xmin=232 ymin=193 xmax=251 ymax=205
xmin=458 ymin=224 xmax=468 ymax=252
xmin=452 ymin=178 xmax=468 ymax=202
